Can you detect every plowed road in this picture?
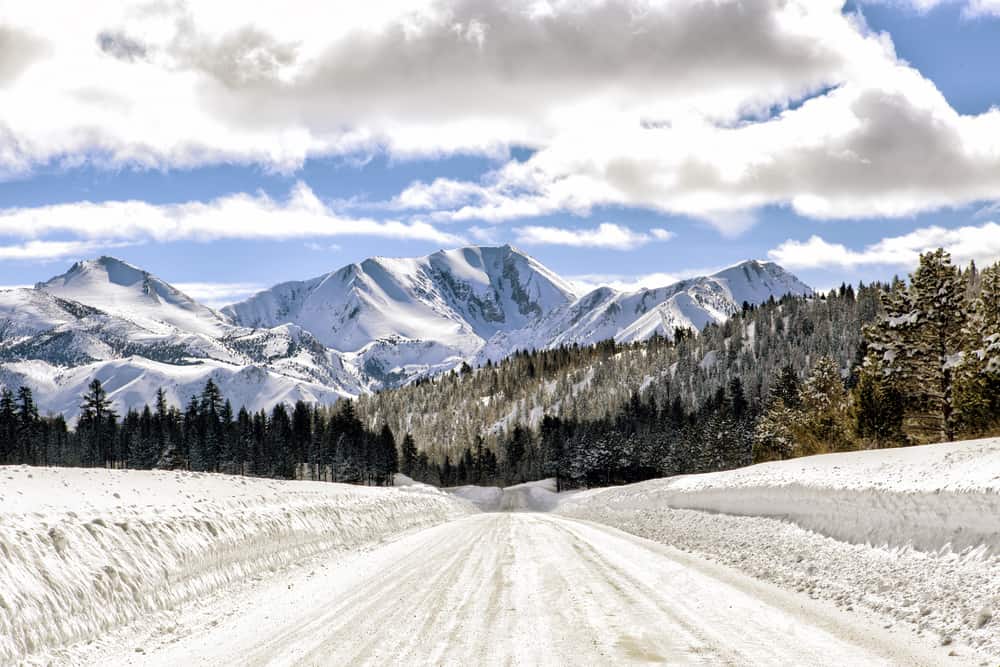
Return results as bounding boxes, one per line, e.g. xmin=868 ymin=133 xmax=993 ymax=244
xmin=92 ymin=513 xmax=947 ymax=666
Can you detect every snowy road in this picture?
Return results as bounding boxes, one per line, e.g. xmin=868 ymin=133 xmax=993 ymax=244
xmin=93 ymin=512 xmax=951 ymax=666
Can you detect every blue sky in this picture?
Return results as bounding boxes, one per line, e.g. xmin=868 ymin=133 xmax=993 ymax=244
xmin=1 ymin=1 xmax=1000 ymax=305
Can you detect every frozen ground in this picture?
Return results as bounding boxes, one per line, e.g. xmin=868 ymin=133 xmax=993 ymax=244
xmin=556 ymin=438 xmax=1000 ymax=662
xmin=3 ymin=439 xmax=998 ymax=665
xmin=75 ymin=513 xmax=954 ymax=666
xmin=0 ymin=467 xmax=472 ymax=665
xmin=559 ymin=437 xmax=1000 ymax=553
xmin=448 ymin=478 xmax=560 ymax=512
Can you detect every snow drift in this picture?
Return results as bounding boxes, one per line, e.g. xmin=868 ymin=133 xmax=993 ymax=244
xmin=447 ymin=478 xmax=560 ymax=512
xmin=557 ymin=438 xmax=1000 ymax=555
xmin=0 ymin=467 xmax=473 ymax=664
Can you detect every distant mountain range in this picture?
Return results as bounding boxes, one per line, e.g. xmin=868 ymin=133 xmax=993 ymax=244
xmin=0 ymin=245 xmax=811 ymax=418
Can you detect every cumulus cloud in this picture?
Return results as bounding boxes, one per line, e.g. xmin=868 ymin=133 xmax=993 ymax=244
xmin=0 ymin=0 xmax=888 ymax=173
xmin=0 ymin=26 xmax=48 ymax=85
xmin=514 ymin=223 xmax=672 ymax=250
xmin=567 ymin=265 xmax=723 ymax=293
xmin=0 ymin=239 xmax=127 ymax=261
xmin=171 ymin=282 xmax=266 ymax=308
xmin=0 ymin=182 xmax=465 ymax=246
xmin=863 ymin=0 xmax=1000 ymax=16
xmin=2 ymin=0 xmax=1000 ymax=234
xmin=768 ymin=222 xmax=1000 ymax=269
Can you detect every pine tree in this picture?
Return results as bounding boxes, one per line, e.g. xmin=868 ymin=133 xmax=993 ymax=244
xmin=0 ymin=388 xmax=16 ymax=463
xmin=400 ymin=433 xmax=418 ymax=477
xmin=199 ymin=379 xmax=224 ymax=471
xmin=798 ymin=356 xmax=851 ymax=453
xmin=15 ymin=386 xmax=39 ymax=464
xmin=78 ymin=379 xmax=117 ymax=467
xmin=955 ymin=262 xmax=1000 ymax=434
xmin=871 ymin=250 xmax=968 ymax=443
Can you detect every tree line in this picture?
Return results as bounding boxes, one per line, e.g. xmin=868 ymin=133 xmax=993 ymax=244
xmin=362 ymin=249 xmax=1000 ymax=490
xmin=2 ymin=249 xmax=997 ymax=491
xmin=0 ymin=379 xmax=417 ymax=485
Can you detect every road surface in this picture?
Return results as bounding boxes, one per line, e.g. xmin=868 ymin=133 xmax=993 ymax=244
xmin=92 ymin=513 xmax=949 ymax=666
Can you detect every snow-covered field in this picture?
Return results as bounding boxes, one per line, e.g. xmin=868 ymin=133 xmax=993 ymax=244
xmin=558 ymin=437 xmax=1000 ymax=554
xmin=0 ymin=467 xmax=472 ymax=664
xmin=556 ymin=438 xmax=1000 ymax=661
xmin=3 ymin=439 xmax=999 ymax=665
xmin=448 ymin=478 xmax=560 ymax=512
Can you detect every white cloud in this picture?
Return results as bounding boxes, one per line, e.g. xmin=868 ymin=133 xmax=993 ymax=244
xmin=2 ymin=0 xmax=1000 ymax=235
xmin=768 ymin=222 xmax=1000 ymax=269
xmin=305 ymin=242 xmax=342 ymax=252
xmin=0 ymin=0 xmax=864 ymax=174
xmin=0 ymin=183 xmax=465 ymax=246
xmin=514 ymin=223 xmax=672 ymax=250
xmin=467 ymin=226 xmax=501 ymax=245
xmin=171 ymin=282 xmax=266 ymax=308
xmin=567 ymin=265 xmax=722 ymax=293
xmin=861 ymin=0 xmax=1000 ymax=16
xmin=0 ymin=239 xmax=127 ymax=261
xmin=966 ymin=0 xmax=1000 ymax=15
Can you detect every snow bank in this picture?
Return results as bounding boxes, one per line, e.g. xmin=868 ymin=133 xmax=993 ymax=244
xmin=0 ymin=467 xmax=474 ymax=664
xmin=558 ymin=438 xmax=1000 ymax=555
xmin=556 ymin=440 xmax=1000 ymax=660
xmin=448 ymin=478 xmax=560 ymax=512
xmin=447 ymin=484 xmax=504 ymax=511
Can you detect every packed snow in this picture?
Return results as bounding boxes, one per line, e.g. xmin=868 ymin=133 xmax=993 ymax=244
xmin=448 ymin=478 xmax=560 ymax=512
xmin=6 ymin=438 xmax=995 ymax=663
xmin=75 ymin=514 xmax=955 ymax=666
xmin=0 ymin=467 xmax=473 ymax=664
xmin=559 ymin=437 xmax=1000 ymax=554
xmin=556 ymin=438 xmax=1000 ymax=662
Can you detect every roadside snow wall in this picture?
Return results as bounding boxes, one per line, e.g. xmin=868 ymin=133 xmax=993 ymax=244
xmin=558 ymin=438 xmax=1000 ymax=555
xmin=0 ymin=467 xmax=473 ymax=664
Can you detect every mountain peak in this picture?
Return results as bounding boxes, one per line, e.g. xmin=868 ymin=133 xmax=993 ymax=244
xmin=224 ymin=243 xmax=579 ymax=356
xmin=36 ymin=256 xmax=227 ymax=336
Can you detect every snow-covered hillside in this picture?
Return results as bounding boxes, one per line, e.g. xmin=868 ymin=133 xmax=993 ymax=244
xmin=38 ymin=257 xmax=229 ymax=338
xmin=0 ymin=260 xmax=363 ymax=420
xmin=476 ymin=259 xmax=811 ymax=361
xmin=1 ymin=247 xmax=811 ymax=418
xmin=0 ymin=467 xmax=472 ymax=664
xmin=557 ymin=438 xmax=1000 ymax=660
xmin=223 ymin=245 xmax=580 ymax=385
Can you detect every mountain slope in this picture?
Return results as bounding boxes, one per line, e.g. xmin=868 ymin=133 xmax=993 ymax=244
xmin=38 ymin=257 xmax=229 ymax=338
xmin=2 ymin=247 xmax=812 ymax=419
xmin=477 ymin=260 xmax=812 ymax=361
xmin=1 ymin=264 xmax=363 ymax=418
xmin=223 ymin=245 xmax=578 ymax=353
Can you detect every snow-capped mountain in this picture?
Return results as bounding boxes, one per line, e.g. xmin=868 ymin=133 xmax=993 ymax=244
xmin=0 ymin=259 xmax=362 ymax=419
xmin=1 ymin=247 xmax=811 ymax=418
xmin=476 ymin=260 xmax=812 ymax=362
xmin=224 ymin=245 xmax=578 ymax=352
xmin=37 ymin=257 xmax=229 ymax=338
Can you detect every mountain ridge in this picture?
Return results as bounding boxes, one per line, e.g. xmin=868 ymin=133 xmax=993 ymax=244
xmin=1 ymin=245 xmax=811 ymax=418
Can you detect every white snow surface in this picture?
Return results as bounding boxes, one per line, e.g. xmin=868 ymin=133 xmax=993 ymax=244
xmin=0 ymin=466 xmax=473 ymax=664
xmin=78 ymin=514 xmax=955 ymax=667
xmin=559 ymin=438 xmax=1000 ymax=555
xmin=5 ymin=441 xmax=997 ymax=664
xmin=555 ymin=439 xmax=1000 ymax=662
xmin=447 ymin=478 xmax=561 ymax=512
xmin=37 ymin=257 xmax=229 ymax=338
xmin=3 ymin=249 xmax=811 ymax=418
